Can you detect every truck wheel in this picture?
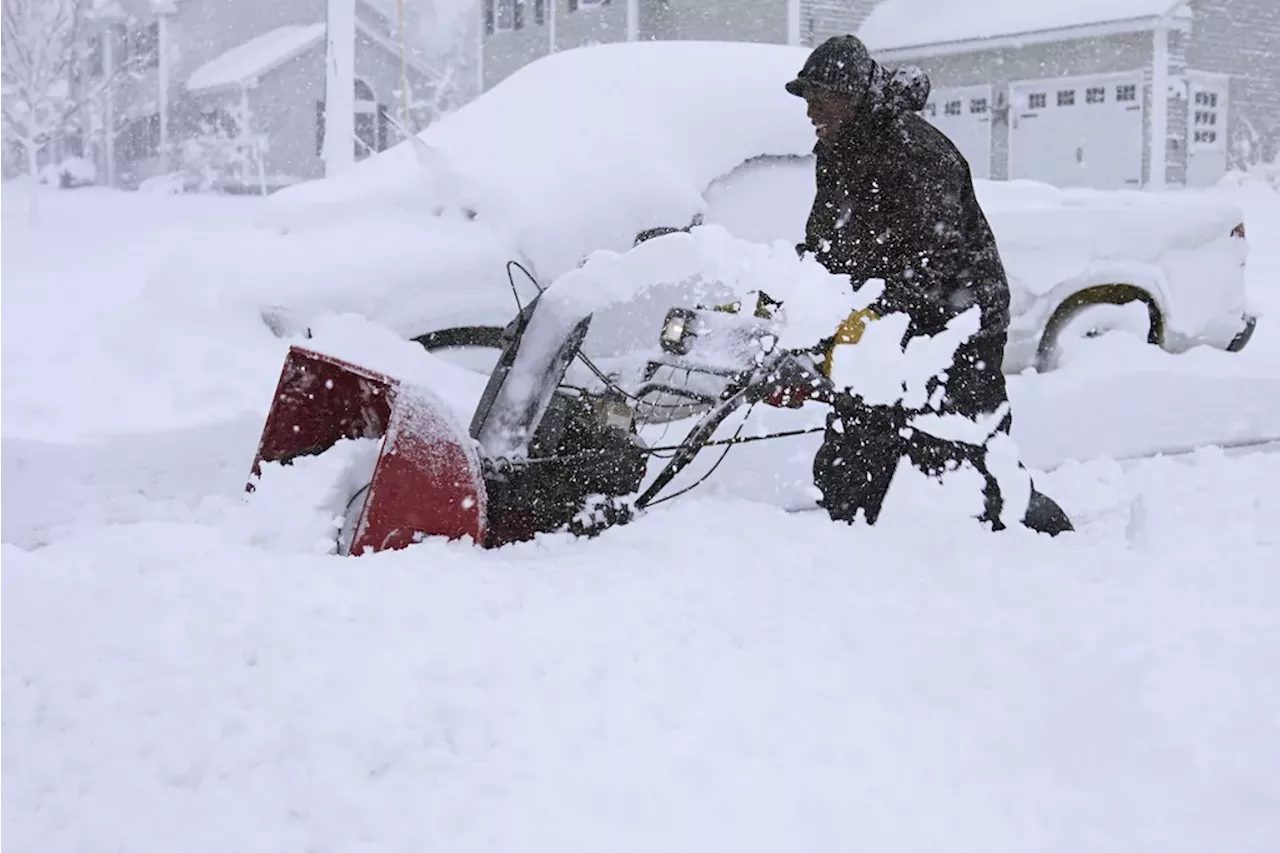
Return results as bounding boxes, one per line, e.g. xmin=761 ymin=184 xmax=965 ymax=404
xmin=1035 ymin=285 xmax=1164 ymax=373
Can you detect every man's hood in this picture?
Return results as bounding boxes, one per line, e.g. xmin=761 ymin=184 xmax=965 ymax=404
xmin=785 ymin=34 xmax=931 ymax=116
xmin=866 ymin=63 xmax=931 ymax=115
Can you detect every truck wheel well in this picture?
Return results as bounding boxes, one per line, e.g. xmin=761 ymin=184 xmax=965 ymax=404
xmin=1036 ymin=284 xmax=1165 ymax=372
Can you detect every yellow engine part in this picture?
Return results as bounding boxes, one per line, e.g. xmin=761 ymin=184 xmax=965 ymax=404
xmin=820 ymin=308 xmax=879 ymax=377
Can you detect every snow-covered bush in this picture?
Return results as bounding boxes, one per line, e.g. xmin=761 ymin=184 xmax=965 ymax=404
xmin=137 ymin=172 xmax=190 ymax=195
xmin=172 ymin=103 xmax=269 ymax=194
xmin=37 ymin=154 xmax=95 ymax=188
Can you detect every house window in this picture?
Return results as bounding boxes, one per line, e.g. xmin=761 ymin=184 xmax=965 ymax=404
xmin=199 ymin=109 xmax=239 ymax=138
xmin=1028 ymin=92 xmax=1047 ymax=109
xmin=119 ymin=114 xmax=160 ymax=160
xmin=944 ymin=100 xmax=962 ymax=116
xmin=132 ymin=22 xmax=159 ymax=69
xmin=534 ymin=0 xmax=546 ymax=24
xmin=110 ymin=24 xmax=128 ymax=66
xmin=1116 ymin=84 xmax=1137 ymax=102
xmin=969 ymin=98 xmax=988 ymax=114
xmin=316 ymin=80 xmax=390 ymax=159
xmin=1195 ymin=91 xmax=1219 ymax=108
xmin=354 ymin=79 xmax=382 ymax=159
xmin=1057 ymin=89 xmax=1076 ymax=106
xmin=1085 ymin=86 xmax=1106 ymax=104
xmin=87 ymin=35 xmax=104 ymax=77
xmin=570 ymin=0 xmax=607 ymax=11
xmin=486 ymin=0 xmax=525 ymax=33
xmin=496 ymin=0 xmax=515 ymax=31
xmin=1191 ymin=86 xmax=1225 ymax=149
xmin=923 ymin=102 xmax=937 ymax=117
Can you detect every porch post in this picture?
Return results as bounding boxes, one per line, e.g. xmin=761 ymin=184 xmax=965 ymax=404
xmin=1150 ymin=21 xmax=1170 ymax=189
xmin=478 ymin=2 xmax=487 ymax=94
xmin=323 ymin=0 xmax=356 ymax=176
xmin=549 ymin=0 xmax=557 ymax=53
xmin=240 ymin=85 xmax=253 ymax=185
xmin=158 ymin=15 xmax=169 ymax=168
xmin=787 ymin=0 xmax=801 ymax=46
xmin=103 ymin=27 xmax=116 ymax=186
xmin=626 ymin=0 xmax=638 ymax=41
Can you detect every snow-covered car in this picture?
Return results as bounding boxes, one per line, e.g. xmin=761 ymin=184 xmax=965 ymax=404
xmin=259 ymin=40 xmax=1257 ymax=372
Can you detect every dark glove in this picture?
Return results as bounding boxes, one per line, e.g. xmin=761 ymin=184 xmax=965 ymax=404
xmin=763 ymin=382 xmax=815 ymax=409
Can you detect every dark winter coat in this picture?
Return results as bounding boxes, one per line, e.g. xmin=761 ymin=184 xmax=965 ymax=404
xmin=797 ymin=56 xmax=1011 ymax=345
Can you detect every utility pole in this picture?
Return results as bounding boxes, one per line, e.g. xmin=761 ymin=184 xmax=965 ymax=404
xmin=323 ymin=0 xmax=356 ymax=176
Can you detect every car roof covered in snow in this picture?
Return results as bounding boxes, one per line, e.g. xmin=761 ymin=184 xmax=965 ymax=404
xmin=264 ymin=41 xmax=816 ymax=283
xmin=858 ymin=0 xmax=1188 ymax=52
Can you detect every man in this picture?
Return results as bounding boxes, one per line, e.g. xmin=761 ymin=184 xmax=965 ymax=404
xmin=783 ymin=35 xmax=1073 ymax=535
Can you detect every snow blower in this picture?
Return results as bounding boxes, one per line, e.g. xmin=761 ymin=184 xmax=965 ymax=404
xmin=248 ymin=278 xmax=832 ymax=556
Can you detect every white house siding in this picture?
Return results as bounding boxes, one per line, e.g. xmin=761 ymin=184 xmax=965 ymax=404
xmin=199 ymin=34 xmax=427 ymax=183
xmin=1186 ymin=0 xmax=1280 ymax=168
xmin=641 ymin=1 xmax=678 ymax=40
xmin=251 ymin=47 xmax=328 ymax=182
xmin=659 ymin=0 xmax=789 ymax=43
xmin=799 ymin=0 xmax=879 ymax=46
xmin=874 ymin=32 xmax=1155 ymax=184
xmin=482 ymin=2 xmax=629 ymax=91
xmin=483 ymin=0 xmax=792 ymax=91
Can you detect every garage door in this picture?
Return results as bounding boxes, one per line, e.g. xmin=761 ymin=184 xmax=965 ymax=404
xmin=921 ymin=85 xmax=993 ymax=179
xmin=1010 ymin=75 xmax=1144 ymax=189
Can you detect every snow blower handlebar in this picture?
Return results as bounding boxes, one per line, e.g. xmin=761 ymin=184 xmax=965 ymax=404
xmin=632 ymin=344 xmax=834 ymax=511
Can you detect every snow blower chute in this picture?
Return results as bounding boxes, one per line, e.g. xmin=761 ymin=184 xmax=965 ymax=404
xmin=248 ymin=346 xmax=489 ymax=553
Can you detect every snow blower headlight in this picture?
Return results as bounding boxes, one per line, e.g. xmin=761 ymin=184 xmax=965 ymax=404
xmin=594 ymin=394 xmax=635 ymax=432
xmin=660 ymin=307 xmax=699 ymax=355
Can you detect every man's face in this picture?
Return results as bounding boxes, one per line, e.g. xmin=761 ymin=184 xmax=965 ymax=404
xmin=805 ymin=91 xmax=857 ymax=142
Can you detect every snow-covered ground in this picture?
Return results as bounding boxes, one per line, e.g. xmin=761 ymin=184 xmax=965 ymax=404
xmin=4 ymin=176 xmax=1280 ymax=851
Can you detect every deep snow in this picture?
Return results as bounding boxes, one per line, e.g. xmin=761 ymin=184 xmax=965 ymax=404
xmin=4 ymin=170 xmax=1280 ymax=851
xmin=6 ymin=467 xmax=1280 ymax=852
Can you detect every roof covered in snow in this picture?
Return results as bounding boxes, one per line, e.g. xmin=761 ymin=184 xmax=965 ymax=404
xmin=858 ymin=0 xmax=1187 ymax=52
xmin=88 ymin=0 xmax=180 ymax=19
xmin=187 ymin=23 xmax=326 ymax=94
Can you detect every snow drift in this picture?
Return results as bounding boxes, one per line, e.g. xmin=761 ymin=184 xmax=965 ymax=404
xmin=6 ymin=447 xmax=1280 ymax=852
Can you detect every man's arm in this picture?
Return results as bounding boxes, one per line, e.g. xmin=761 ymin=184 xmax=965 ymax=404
xmin=862 ymin=163 xmax=979 ymax=336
